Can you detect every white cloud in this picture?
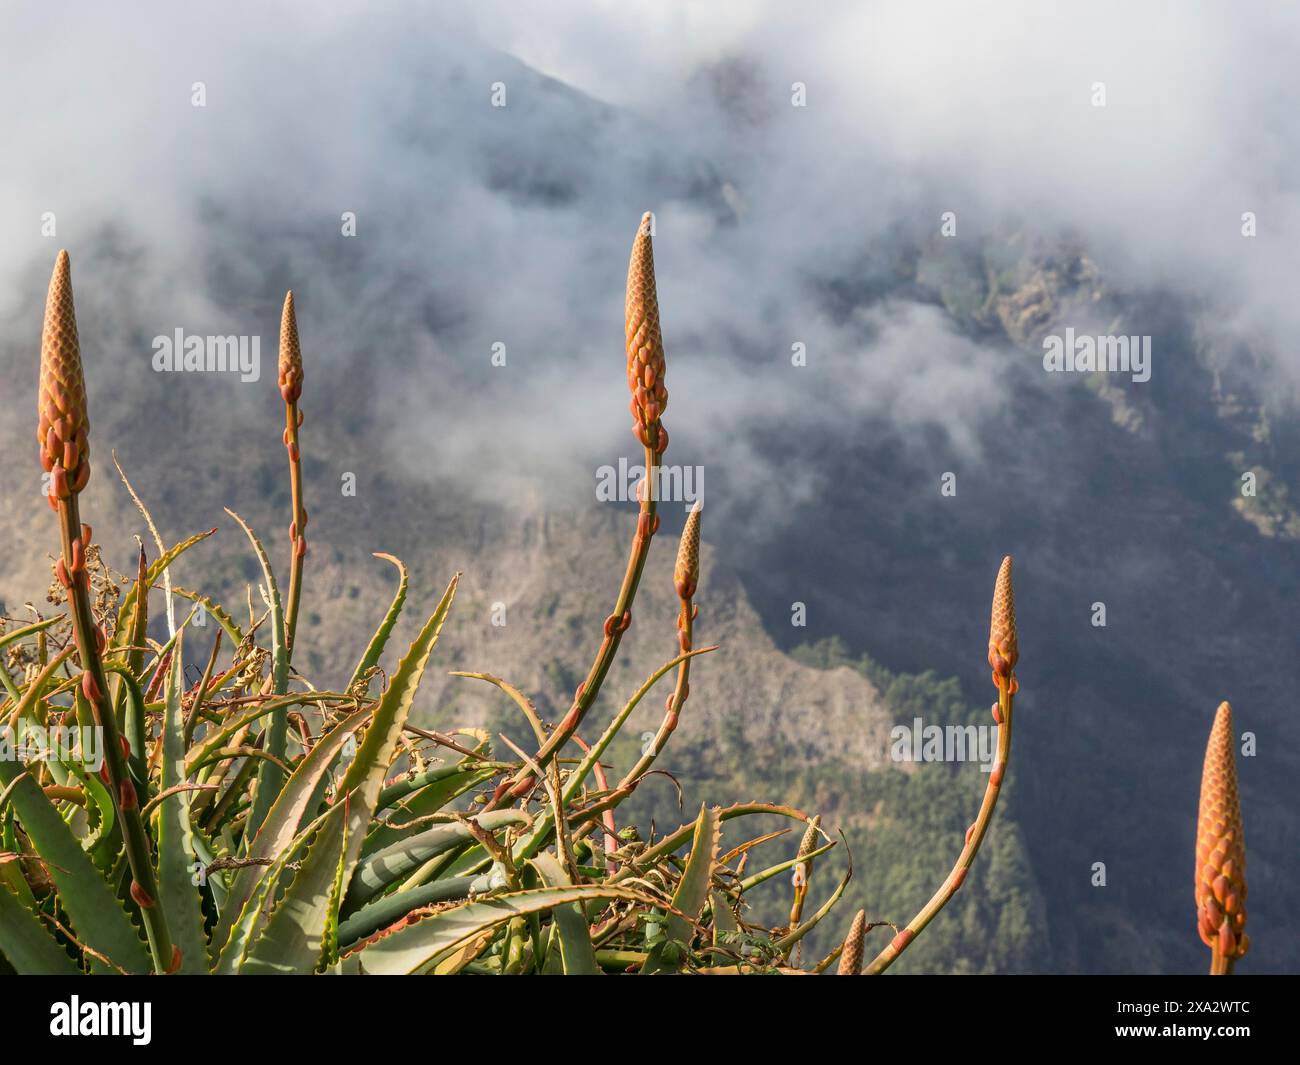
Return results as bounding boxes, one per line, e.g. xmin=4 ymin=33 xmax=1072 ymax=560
xmin=2 ymin=0 xmax=1297 ymax=527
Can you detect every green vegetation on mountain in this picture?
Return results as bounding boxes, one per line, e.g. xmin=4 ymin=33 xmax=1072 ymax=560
xmin=569 ymin=635 xmax=1047 ymax=972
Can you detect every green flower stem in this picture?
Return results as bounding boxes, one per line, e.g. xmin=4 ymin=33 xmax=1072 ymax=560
xmin=863 ymin=675 xmax=1015 ymax=975
xmin=489 ymin=442 xmax=659 ymax=806
xmin=59 ymin=495 xmax=173 ymax=973
xmin=617 ymin=596 xmax=693 ymax=791
xmin=283 ymin=400 xmax=306 ymax=658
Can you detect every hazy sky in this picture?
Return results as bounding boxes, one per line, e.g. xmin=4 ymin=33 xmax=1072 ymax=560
xmin=2 ymin=1 xmax=1298 ymax=512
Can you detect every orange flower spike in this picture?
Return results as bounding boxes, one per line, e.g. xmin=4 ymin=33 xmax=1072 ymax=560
xmin=987 ymin=555 xmax=1018 ymax=687
xmin=37 ymin=250 xmax=91 ymax=502
xmin=1195 ymin=701 xmax=1249 ymax=972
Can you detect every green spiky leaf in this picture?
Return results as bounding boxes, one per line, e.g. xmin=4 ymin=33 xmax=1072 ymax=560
xmin=212 ymin=707 xmax=369 ymax=951
xmin=155 ymin=642 xmax=210 ymax=973
xmin=363 ymin=761 xmax=504 ymax=855
xmin=0 ymin=882 xmax=80 ymax=974
xmin=240 ymin=800 xmax=349 ymax=974
xmin=642 ymin=803 xmax=720 ymax=973
xmin=0 ymin=759 xmax=150 ymax=974
xmin=336 ymin=873 xmax=494 ymax=949
xmin=346 ymin=553 xmax=408 ymax=695
xmin=529 ymin=853 xmax=599 ymax=975
xmin=112 ymin=529 xmax=216 ymax=642
xmin=346 ymin=810 xmax=528 ymax=912
xmin=226 ymin=509 xmax=288 ymax=844
xmin=172 ymin=586 xmax=245 ymax=646
xmin=327 ymin=575 xmax=459 ymax=924
xmin=350 ymin=884 xmax=658 ymax=975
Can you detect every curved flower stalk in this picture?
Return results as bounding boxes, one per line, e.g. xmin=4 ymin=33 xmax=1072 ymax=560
xmin=863 ymin=556 xmax=1019 ymax=975
xmin=492 ymin=213 xmax=669 ymax=805
xmin=616 ymin=499 xmax=700 ymax=791
xmin=278 ymin=290 xmax=307 ymax=659
xmin=1196 ymin=700 xmax=1248 ymax=975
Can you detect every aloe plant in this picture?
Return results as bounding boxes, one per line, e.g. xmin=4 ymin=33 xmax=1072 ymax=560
xmin=0 ymin=220 xmax=1019 ymax=976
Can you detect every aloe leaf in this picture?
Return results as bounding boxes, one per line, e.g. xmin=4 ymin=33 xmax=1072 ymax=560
xmin=5 ymin=646 xmax=75 ymax=735
xmin=508 ymin=645 xmax=718 ymax=864
xmin=117 ymin=547 xmax=149 ymax=691
xmin=528 ymin=853 xmax=599 ymax=975
xmin=321 ymin=800 xmax=353 ymax=969
xmin=0 ymin=815 xmax=32 ymax=907
xmin=218 ymin=574 xmax=459 ymax=961
xmin=0 ymin=883 xmax=80 ymax=974
xmin=0 ymin=617 xmax=57 ymax=705
xmin=189 ymin=823 xmax=227 ymax=914
xmin=0 ymin=758 xmax=150 ymax=974
xmin=226 ymin=509 xmax=289 ymax=845
xmin=185 ymin=693 xmax=337 ymax=773
xmin=99 ymin=661 xmax=148 ymax=766
xmin=240 ymin=800 xmax=349 ymax=974
xmin=642 ymin=803 xmax=720 ymax=973
xmin=329 ymin=575 xmax=459 ymax=903
xmin=433 ymin=928 xmax=501 ymax=974
xmin=212 ymin=876 xmax=280 ymax=973
xmin=136 ymin=600 xmax=207 ymax=683
xmin=199 ymin=752 xmax=261 ymax=836
xmin=364 ymin=762 xmax=504 ymax=855
xmin=345 ymin=553 xmax=408 ymax=695
xmin=211 ymin=866 xmax=281 ymax=973
xmin=449 ymin=672 xmax=546 ymax=744
xmin=0 ymin=616 xmax=63 ymax=654
xmin=61 ymin=758 xmax=115 ymax=855
xmin=155 ymin=645 xmax=209 ymax=974
xmin=345 ymin=810 xmax=528 ymax=913
xmin=171 ymin=586 xmax=245 ymax=646
xmin=256 ymin=709 xmax=370 ymax=854
xmin=112 ymin=529 xmax=216 ymax=642
xmin=335 ymin=872 xmax=494 ymax=948
xmin=350 ymin=884 xmax=657 ymax=975
xmin=376 ymin=756 xmax=500 ymax=811
xmin=339 ymin=575 xmax=458 ymax=800
xmin=563 ymin=646 xmax=717 ymax=805
xmin=611 ymin=802 xmax=813 ymax=884
xmin=710 ymin=889 xmax=737 ymax=948
xmin=720 ymin=828 xmax=791 ymax=866
xmin=211 ymin=802 xmax=335 ymax=972
xmin=214 ymin=708 xmax=370 ymax=951
xmin=396 ymin=840 xmax=475 ymax=892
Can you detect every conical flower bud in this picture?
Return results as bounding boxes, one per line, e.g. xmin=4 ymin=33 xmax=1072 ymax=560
xmin=793 ymin=815 xmax=821 ymax=886
xmin=673 ymin=501 xmax=701 ymax=600
xmin=625 ymin=213 xmax=667 ymax=453
xmin=37 ymin=250 xmax=91 ymax=500
xmin=837 ymin=909 xmax=867 ymax=975
xmin=1195 ymin=701 xmax=1249 ymax=961
xmin=987 ymin=555 xmax=1018 ymax=678
xmin=796 ymin=814 xmax=821 ymax=865
xmin=278 ymin=290 xmax=303 ymax=404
